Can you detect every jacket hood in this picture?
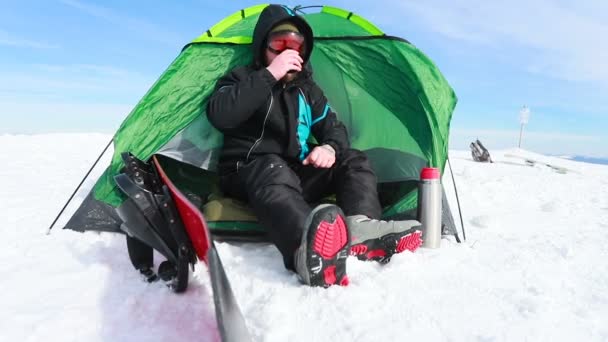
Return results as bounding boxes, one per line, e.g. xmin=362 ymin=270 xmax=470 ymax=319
xmin=252 ymin=4 xmax=314 ymax=69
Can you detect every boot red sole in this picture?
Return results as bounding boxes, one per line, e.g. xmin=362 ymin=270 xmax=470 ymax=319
xmin=306 ymin=207 xmax=350 ymax=287
xmin=350 ymin=230 xmax=422 ymax=264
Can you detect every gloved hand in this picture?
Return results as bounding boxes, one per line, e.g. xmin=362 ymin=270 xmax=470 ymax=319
xmin=302 ymin=145 xmax=335 ymax=168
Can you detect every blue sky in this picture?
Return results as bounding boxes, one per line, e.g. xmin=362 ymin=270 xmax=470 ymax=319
xmin=1 ymin=0 xmax=606 ymax=157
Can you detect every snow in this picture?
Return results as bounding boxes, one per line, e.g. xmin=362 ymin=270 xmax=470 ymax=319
xmin=2 ymin=133 xmax=608 ymax=342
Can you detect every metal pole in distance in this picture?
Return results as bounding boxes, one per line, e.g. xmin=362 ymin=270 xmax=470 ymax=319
xmin=518 ymin=105 xmax=530 ymax=149
xmin=518 ymin=123 xmax=524 ymax=148
xmin=46 ymin=138 xmax=113 ymax=234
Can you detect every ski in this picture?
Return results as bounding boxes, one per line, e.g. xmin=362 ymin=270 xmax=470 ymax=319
xmin=152 ymin=156 xmax=252 ymax=342
xmin=504 ymin=153 xmax=574 ymax=174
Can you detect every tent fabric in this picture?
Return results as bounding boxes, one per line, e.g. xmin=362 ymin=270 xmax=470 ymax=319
xmin=66 ymin=4 xmax=456 ymax=233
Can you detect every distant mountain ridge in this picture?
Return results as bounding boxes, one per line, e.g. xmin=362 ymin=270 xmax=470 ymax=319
xmin=566 ymin=156 xmax=608 ymax=166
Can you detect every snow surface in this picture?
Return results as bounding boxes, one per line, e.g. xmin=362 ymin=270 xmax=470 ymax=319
xmin=2 ymin=133 xmax=608 ymax=342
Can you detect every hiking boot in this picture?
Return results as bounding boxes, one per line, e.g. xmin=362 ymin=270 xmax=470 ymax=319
xmin=347 ymin=215 xmax=423 ymax=263
xmin=294 ymin=204 xmax=350 ymax=287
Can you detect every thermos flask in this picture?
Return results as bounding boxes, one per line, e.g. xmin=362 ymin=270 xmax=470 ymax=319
xmin=419 ymin=167 xmax=442 ymax=248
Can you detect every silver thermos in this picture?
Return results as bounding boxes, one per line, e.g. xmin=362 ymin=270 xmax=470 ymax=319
xmin=419 ymin=167 xmax=442 ymax=248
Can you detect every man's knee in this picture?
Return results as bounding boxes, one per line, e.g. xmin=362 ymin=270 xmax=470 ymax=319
xmin=240 ymin=154 xmax=301 ymax=193
xmin=338 ymin=148 xmax=373 ymax=169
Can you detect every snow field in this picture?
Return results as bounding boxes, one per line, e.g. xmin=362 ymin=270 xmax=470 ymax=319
xmin=1 ymin=134 xmax=607 ymax=341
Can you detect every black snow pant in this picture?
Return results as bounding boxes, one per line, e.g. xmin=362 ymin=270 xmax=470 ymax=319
xmin=219 ymin=149 xmax=382 ymax=270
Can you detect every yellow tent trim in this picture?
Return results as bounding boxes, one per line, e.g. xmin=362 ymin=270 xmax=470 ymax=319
xmin=321 ymin=6 xmax=384 ymax=36
xmin=191 ymin=4 xmax=384 ymax=45
xmin=192 ymin=4 xmax=268 ymax=43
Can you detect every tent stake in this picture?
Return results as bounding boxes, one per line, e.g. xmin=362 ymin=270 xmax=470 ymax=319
xmin=46 ymin=138 xmax=113 ymax=235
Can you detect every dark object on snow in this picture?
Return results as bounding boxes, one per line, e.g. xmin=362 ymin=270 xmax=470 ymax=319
xmin=114 ymin=152 xmax=197 ymax=293
xmin=470 ymin=139 xmax=493 ymax=163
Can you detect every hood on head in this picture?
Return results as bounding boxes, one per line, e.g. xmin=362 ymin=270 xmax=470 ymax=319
xmin=251 ymin=4 xmax=314 ymax=68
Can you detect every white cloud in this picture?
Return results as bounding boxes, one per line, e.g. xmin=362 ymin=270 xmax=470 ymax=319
xmin=1 ymin=101 xmax=131 ymax=119
xmin=379 ymin=0 xmax=608 ymax=85
xmin=0 ymin=63 xmax=151 ymax=133
xmin=33 ymin=64 xmax=133 ymax=77
xmin=0 ymin=101 xmax=132 ymax=133
xmin=0 ymin=29 xmax=58 ymax=49
xmin=0 ymin=63 xmax=153 ymax=101
xmin=59 ymin=0 xmax=183 ymax=46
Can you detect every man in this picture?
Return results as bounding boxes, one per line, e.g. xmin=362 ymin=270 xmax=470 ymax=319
xmin=207 ymin=4 xmax=422 ymax=287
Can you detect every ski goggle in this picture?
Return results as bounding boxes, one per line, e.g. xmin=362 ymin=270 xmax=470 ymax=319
xmin=267 ymin=30 xmax=305 ymax=54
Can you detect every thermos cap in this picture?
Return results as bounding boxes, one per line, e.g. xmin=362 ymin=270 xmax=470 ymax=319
xmin=420 ymin=167 xmax=440 ymax=180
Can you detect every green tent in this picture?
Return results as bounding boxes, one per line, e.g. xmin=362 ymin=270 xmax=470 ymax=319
xmin=65 ymin=4 xmax=457 ymax=237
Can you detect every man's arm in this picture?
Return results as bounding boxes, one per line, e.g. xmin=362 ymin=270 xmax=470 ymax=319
xmin=309 ymin=83 xmax=350 ymax=158
xmin=207 ymin=67 xmax=277 ymax=130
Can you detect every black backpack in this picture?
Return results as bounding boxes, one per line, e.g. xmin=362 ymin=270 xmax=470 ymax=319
xmin=470 ymin=139 xmax=493 ymax=163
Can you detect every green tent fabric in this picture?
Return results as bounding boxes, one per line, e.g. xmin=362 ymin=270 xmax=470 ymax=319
xmin=65 ymin=4 xmax=456 ymax=234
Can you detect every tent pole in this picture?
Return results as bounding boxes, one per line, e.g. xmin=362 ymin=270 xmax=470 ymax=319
xmin=46 ymin=138 xmax=114 ymax=234
xmin=447 ymin=156 xmax=466 ymax=241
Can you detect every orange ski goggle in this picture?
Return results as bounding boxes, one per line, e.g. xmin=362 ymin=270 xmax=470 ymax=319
xmin=267 ymin=31 xmax=305 ymax=54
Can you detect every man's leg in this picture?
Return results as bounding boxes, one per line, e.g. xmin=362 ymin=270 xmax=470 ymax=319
xmin=292 ymin=149 xmax=380 ymax=215
xmin=220 ymin=155 xmax=349 ymax=286
xmin=220 ymin=155 xmax=309 ymax=266
xmin=331 ymin=149 xmax=383 ymax=218
xmin=332 ymin=149 xmax=423 ymax=263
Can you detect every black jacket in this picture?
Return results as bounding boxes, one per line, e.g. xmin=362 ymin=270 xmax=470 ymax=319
xmin=207 ymin=4 xmax=349 ymax=173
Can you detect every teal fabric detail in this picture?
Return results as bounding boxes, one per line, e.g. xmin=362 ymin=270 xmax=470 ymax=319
xmin=282 ymin=5 xmax=295 ymax=16
xmin=297 ymin=92 xmax=312 ymax=160
xmin=311 ymin=103 xmax=329 ymax=125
